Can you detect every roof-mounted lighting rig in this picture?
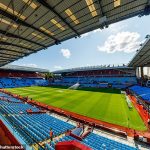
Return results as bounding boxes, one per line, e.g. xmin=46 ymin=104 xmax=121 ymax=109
xmin=99 ymin=16 xmax=108 ymax=29
xmin=55 ymin=40 xmax=61 ymax=45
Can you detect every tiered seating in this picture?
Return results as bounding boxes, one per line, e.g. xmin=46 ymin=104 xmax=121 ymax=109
xmin=0 ymin=93 xmax=21 ymax=103
xmin=0 ymin=99 xmax=39 ymax=115
xmin=47 ymin=134 xmax=137 ymax=150
xmin=0 ymin=103 xmax=39 ymax=114
xmin=129 ymin=85 xmax=150 ymax=102
xmin=8 ymin=114 xmax=75 ymax=145
xmin=0 ymin=92 xmax=75 ymax=146
xmin=82 ymin=133 xmax=136 ymax=150
xmin=0 ymin=77 xmax=49 ymax=88
xmin=52 ymin=76 xmax=137 ymax=89
xmin=0 ymin=92 xmax=40 ymax=115
xmin=0 ymin=96 xmax=75 ymax=145
xmin=0 ymin=91 xmax=137 ymax=149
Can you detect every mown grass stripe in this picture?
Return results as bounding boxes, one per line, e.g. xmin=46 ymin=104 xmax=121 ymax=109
xmin=6 ymin=86 xmax=147 ymax=131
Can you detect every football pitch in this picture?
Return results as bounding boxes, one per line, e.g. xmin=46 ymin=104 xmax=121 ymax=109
xmin=6 ymin=86 xmax=147 ymax=131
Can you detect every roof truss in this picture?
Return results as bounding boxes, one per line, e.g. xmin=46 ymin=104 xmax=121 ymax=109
xmin=0 ymin=29 xmax=46 ymax=47
xmin=0 ymin=41 xmax=34 ymax=51
xmin=0 ymin=0 xmax=149 ymax=67
xmin=36 ymin=0 xmax=80 ymax=37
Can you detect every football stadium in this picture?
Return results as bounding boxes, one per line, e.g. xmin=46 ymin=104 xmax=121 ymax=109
xmin=0 ymin=0 xmax=150 ymax=150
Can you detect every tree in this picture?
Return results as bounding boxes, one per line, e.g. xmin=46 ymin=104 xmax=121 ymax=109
xmin=45 ymin=72 xmax=54 ymax=80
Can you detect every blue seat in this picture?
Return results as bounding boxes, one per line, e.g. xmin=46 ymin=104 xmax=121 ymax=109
xmin=129 ymin=85 xmax=150 ymax=102
xmin=0 ymin=77 xmax=49 ymax=88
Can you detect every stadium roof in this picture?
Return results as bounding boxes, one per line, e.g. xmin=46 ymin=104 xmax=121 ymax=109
xmin=128 ymin=35 xmax=150 ymax=67
xmin=53 ymin=65 xmax=134 ymax=74
xmin=0 ymin=0 xmax=150 ymax=67
xmin=0 ymin=65 xmax=49 ymax=73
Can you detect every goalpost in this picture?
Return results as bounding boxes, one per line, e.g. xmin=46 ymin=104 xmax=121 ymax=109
xmin=68 ymin=82 xmax=80 ymax=90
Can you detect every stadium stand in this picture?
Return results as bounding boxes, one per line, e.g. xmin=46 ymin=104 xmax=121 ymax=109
xmin=52 ymin=76 xmax=137 ymax=88
xmin=0 ymin=92 xmax=138 ymax=150
xmin=0 ymin=93 xmax=75 ymax=145
xmin=0 ymin=77 xmax=49 ymax=88
xmin=46 ymin=134 xmax=137 ymax=150
xmin=0 ymin=92 xmax=21 ymax=102
xmin=0 ymin=0 xmax=149 ymax=149
xmin=129 ymin=85 xmax=150 ymax=103
xmin=0 ymin=102 xmax=40 ymax=115
xmin=52 ymin=66 xmax=137 ymax=89
xmin=0 ymin=65 xmax=49 ymax=88
xmin=7 ymin=114 xmax=75 ymax=145
xmin=0 ymin=65 xmax=149 ymax=149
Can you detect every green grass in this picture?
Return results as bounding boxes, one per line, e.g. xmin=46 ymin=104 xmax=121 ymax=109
xmin=6 ymin=86 xmax=147 ymax=131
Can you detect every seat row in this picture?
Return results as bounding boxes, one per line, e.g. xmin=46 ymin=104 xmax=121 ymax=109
xmin=129 ymin=85 xmax=150 ymax=102
xmin=45 ymin=134 xmax=137 ymax=150
xmin=0 ymin=77 xmax=49 ymax=88
xmin=5 ymin=113 xmax=75 ymax=145
xmin=52 ymin=76 xmax=137 ymax=89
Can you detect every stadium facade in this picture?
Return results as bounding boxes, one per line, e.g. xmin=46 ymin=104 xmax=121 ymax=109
xmin=0 ymin=63 xmax=150 ymax=149
xmin=52 ymin=65 xmax=137 ymax=89
xmin=0 ymin=65 xmax=49 ymax=88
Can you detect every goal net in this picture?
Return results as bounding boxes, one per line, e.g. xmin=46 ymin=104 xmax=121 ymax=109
xmin=68 ymin=82 xmax=80 ymax=90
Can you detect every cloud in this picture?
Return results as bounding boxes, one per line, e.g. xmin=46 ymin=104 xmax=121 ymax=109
xmin=93 ymin=29 xmax=102 ymax=33
xmin=22 ymin=63 xmax=38 ymax=68
xmin=54 ymin=65 xmax=62 ymax=70
xmin=81 ymin=29 xmax=102 ymax=38
xmin=60 ymin=48 xmax=71 ymax=58
xmin=107 ymin=23 xmax=127 ymax=33
xmin=97 ymin=32 xmax=141 ymax=53
xmin=81 ymin=33 xmax=90 ymax=38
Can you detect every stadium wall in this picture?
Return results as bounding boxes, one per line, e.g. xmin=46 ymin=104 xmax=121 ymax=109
xmin=0 ymin=120 xmax=23 ymax=148
xmin=1 ymin=89 xmax=150 ymax=144
xmin=0 ymin=89 xmax=131 ymax=136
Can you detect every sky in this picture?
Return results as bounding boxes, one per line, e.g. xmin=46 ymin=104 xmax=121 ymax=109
xmin=11 ymin=15 xmax=150 ymax=71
